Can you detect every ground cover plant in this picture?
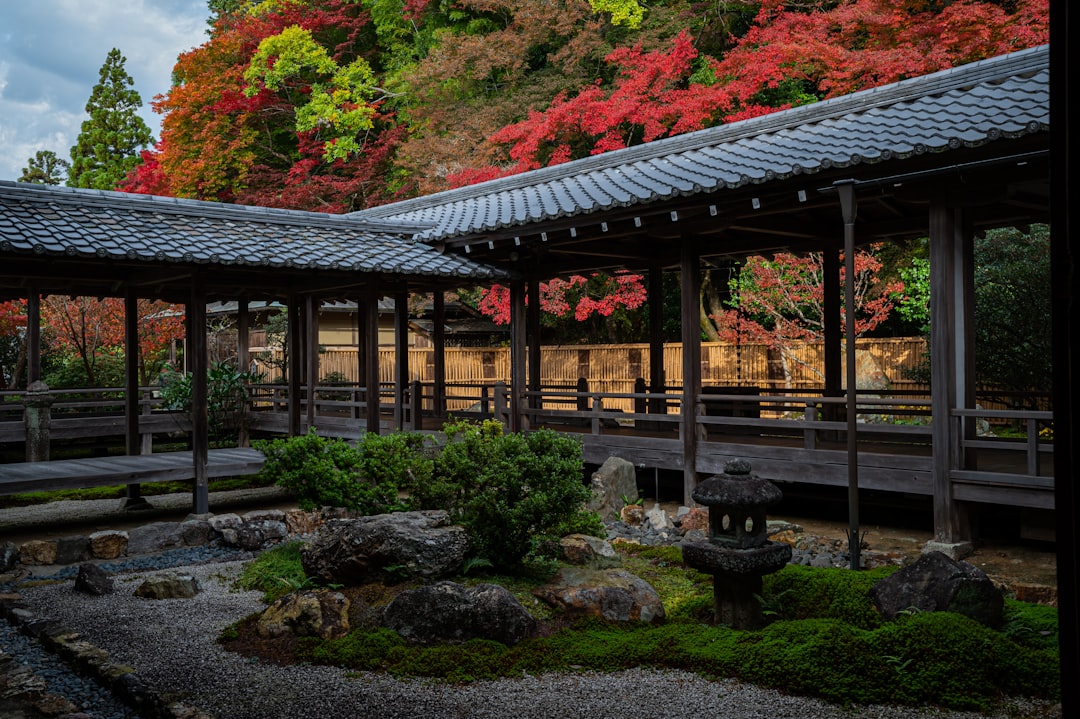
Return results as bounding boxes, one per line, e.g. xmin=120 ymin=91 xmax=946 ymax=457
xmin=226 ymin=543 xmax=1060 ymax=712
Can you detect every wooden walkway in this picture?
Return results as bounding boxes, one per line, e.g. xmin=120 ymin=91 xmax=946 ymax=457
xmin=0 ymin=448 xmax=265 ymax=496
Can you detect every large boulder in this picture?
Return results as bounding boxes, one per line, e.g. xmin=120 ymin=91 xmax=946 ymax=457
xmin=256 ymin=590 xmax=350 ymax=640
xmin=126 ymin=522 xmax=183 ymax=555
xmin=588 ymin=457 xmax=638 ymax=522
xmin=869 ymin=551 xmax=1004 ymax=627
xmin=533 ymin=567 xmax=665 ymax=623
xmin=301 ymin=510 xmax=468 ymax=586
xmin=382 ymin=581 xmax=535 ymax=646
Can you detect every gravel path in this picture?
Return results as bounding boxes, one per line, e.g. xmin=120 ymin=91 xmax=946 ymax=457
xmin=15 ymin=560 xmax=1059 ymax=719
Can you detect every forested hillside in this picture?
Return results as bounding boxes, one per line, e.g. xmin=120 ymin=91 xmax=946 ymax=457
xmin=122 ymin=0 xmax=1048 ymax=212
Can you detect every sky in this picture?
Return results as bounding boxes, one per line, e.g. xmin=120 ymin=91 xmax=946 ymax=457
xmin=0 ymin=0 xmax=210 ymax=182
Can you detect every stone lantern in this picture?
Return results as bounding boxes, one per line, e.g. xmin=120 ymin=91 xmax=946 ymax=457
xmin=681 ymin=459 xmax=791 ymax=629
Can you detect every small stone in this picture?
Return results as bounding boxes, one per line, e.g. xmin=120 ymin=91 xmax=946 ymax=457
xmin=644 ymin=503 xmax=672 ymax=531
xmin=74 ymin=563 xmax=113 ymax=596
xmin=88 ymin=530 xmax=128 ymax=560
xmin=619 ymin=504 xmax=645 ymax=526
xmin=134 ymin=573 xmax=200 ymax=599
xmin=19 ymin=539 xmax=58 ymax=566
xmin=559 ymin=534 xmax=620 ymax=568
xmin=284 ymin=509 xmax=322 ymax=536
xmin=34 ymin=692 xmax=79 ymax=716
xmin=257 ymin=590 xmax=350 ymax=640
xmin=680 ymin=507 xmax=709 ymax=533
xmin=207 ymin=513 xmax=243 ymax=533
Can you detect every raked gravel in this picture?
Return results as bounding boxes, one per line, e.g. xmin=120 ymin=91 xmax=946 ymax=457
xmin=16 ymin=560 xmax=1059 ymax=719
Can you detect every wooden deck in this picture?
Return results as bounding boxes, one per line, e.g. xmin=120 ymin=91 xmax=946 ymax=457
xmin=0 ymin=448 xmax=266 ymax=496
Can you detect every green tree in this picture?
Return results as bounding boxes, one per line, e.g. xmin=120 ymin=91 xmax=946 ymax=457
xmin=19 ymin=150 xmax=69 ymax=185
xmin=68 ymin=48 xmax=154 ymax=190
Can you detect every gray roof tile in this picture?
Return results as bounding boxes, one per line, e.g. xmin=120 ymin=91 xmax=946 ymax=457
xmin=353 ymin=46 xmax=1048 ymax=240
xmin=0 ymin=183 xmax=505 ymax=281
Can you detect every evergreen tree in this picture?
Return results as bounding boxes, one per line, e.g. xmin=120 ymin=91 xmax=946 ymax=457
xmin=18 ymin=150 xmax=69 ymax=185
xmin=68 ymin=48 xmax=154 ymax=190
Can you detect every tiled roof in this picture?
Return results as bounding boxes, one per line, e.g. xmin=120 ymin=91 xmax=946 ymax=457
xmin=353 ymin=45 xmax=1049 ymax=241
xmin=0 ymin=183 xmax=502 ymax=280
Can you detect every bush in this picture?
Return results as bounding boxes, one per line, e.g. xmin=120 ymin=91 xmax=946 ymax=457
xmin=236 ymin=540 xmax=311 ymax=602
xmin=256 ymin=429 xmax=430 ymax=515
xmin=405 ymin=419 xmax=600 ymax=571
xmin=160 ymin=360 xmax=261 ymax=445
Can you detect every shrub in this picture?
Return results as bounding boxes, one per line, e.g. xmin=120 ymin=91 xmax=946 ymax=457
xmin=406 ymin=419 xmax=600 ymax=571
xmin=161 ymin=360 xmax=261 ymax=445
xmin=255 ymin=429 xmax=429 ymax=515
xmin=236 ymin=540 xmax=310 ymax=602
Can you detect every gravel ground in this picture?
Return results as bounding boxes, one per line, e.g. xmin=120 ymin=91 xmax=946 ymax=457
xmin=13 ymin=560 xmax=1061 ymax=719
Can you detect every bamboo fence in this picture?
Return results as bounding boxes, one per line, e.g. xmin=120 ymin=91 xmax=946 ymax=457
xmin=253 ymin=337 xmax=930 ymax=412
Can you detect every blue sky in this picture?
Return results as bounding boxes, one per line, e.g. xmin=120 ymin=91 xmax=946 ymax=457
xmin=0 ymin=0 xmax=209 ymax=181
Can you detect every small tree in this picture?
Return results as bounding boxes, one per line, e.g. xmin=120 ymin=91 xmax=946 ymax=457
xmin=19 ymin=150 xmax=69 ymax=185
xmin=68 ymin=48 xmax=154 ymax=190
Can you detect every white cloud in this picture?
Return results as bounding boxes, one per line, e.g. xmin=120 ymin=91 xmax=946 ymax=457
xmin=0 ymin=0 xmax=208 ymax=181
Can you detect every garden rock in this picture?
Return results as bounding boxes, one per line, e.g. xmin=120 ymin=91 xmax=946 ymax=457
xmin=283 ymin=509 xmax=322 ymax=536
xmin=18 ymin=540 xmax=57 ymax=566
xmin=133 ymin=573 xmax=200 ymax=599
xmin=180 ymin=519 xmax=216 ymax=547
xmin=679 ymin=507 xmax=709 ymax=533
xmin=207 ymin=513 xmax=243 ymax=533
xmin=301 ymin=510 xmax=468 ymax=585
xmin=533 ymin=567 xmax=665 ymax=623
xmin=126 ymin=522 xmax=183 ymax=555
xmin=74 ymin=563 xmax=113 ymax=596
xmin=53 ymin=535 xmax=91 ymax=565
xmin=869 ymin=551 xmax=1004 ymax=627
xmin=220 ymin=519 xmax=288 ymax=550
xmin=619 ymin=504 xmax=644 ymax=526
xmin=88 ymin=530 xmax=128 ymax=560
xmin=1 ymin=541 xmax=17 ymax=571
xmin=382 ymin=581 xmax=535 ymax=646
xmin=256 ymin=590 xmax=350 ymax=640
xmin=645 ymin=503 xmax=673 ymax=531
xmin=560 ymin=534 xmax=620 ymax=569
xmin=588 ymin=457 xmax=638 ymax=522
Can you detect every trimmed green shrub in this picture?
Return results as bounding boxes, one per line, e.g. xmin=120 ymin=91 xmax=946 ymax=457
xmin=404 ymin=419 xmax=601 ymax=570
xmin=256 ymin=429 xmax=430 ymax=515
xmin=761 ymin=564 xmax=893 ymax=629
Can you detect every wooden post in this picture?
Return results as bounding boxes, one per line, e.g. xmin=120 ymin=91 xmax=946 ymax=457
xmin=648 ymin=263 xmax=666 ymax=413
xmin=433 ymin=290 xmax=447 ymax=422
xmin=822 ymin=245 xmax=842 ymax=429
xmin=509 ymin=277 xmax=526 ymax=433
xmin=838 ymin=181 xmax=861 ymax=570
xmin=410 ymin=379 xmax=423 ymax=430
xmin=929 ymin=203 xmax=970 ymax=542
xmin=680 ymin=243 xmax=702 ymax=506
xmin=362 ymin=285 xmax=381 ymax=434
xmin=26 ymin=287 xmax=40 ymax=386
xmin=527 ymin=279 xmax=541 ymax=420
xmin=190 ymin=274 xmax=210 ymax=515
xmin=122 ymin=287 xmax=149 ymax=508
xmin=394 ymin=288 xmax=409 ymax=431
xmin=236 ymin=299 xmax=250 ymax=447
xmin=287 ymin=295 xmax=302 ymax=437
xmin=305 ymin=296 xmax=320 ymax=431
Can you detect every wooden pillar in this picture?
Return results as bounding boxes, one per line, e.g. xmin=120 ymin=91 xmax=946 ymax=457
xmin=509 ymin=277 xmax=526 ymax=432
xmin=822 ymin=245 xmax=843 ymax=411
xmin=680 ymin=244 xmax=702 ymax=506
xmin=929 ymin=203 xmax=972 ymax=542
xmin=648 ymin=263 xmax=666 ymax=413
xmin=287 ymin=294 xmax=302 ymax=437
xmin=121 ymin=288 xmax=148 ymax=507
xmin=362 ymin=286 xmax=381 ymax=434
xmin=26 ymin=288 xmax=40 ymax=386
xmin=305 ymin=296 xmax=320 ymax=431
xmin=190 ymin=275 xmax=209 ymax=514
xmin=433 ymin=290 xmax=447 ymax=420
xmin=394 ymin=288 xmax=409 ymax=431
xmin=838 ymin=181 xmax=861 ymax=570
xmin=237 ymin=300 xmax=250 ymax=373
xmin=527 ymin=279 xmax=541 ymax=417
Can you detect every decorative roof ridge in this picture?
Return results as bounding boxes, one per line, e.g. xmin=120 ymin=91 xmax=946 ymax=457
xmin=353 ymin=44 xmax=1049 ymax=219
xmin=0 ymin=181 xmax=433 ymax=235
